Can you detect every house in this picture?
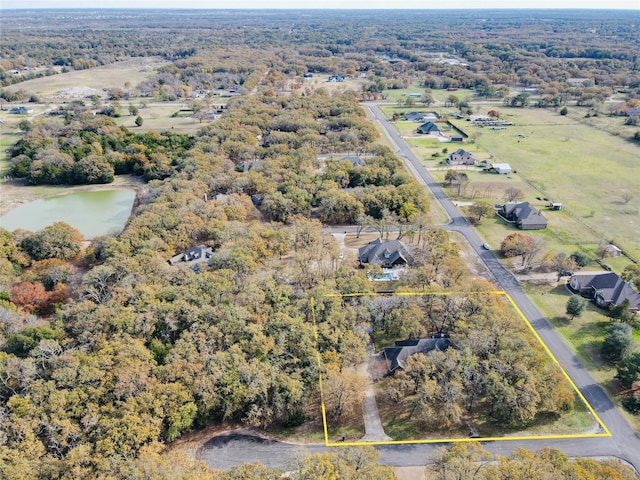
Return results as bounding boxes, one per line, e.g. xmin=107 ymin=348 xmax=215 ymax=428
xmin=488 ymin=162 xmax=511 ymax=175
xmin=449 ymin=134 xmax=464 ymax=142
xmin=9 ymin=106 xmax=32 ymax=114
xmin=328 ymin=75 xmax=345 ymax=82
xmin=358 ymin=238 xmax=414 ymax=268
xmin=416 ymin=121 xmax=440 ymax=135
xmin=405 ymin=111 xmax=428 ymax=122
xmin=500 ymin=202 xmax=548 ymax=230
xmin=627 ymin=107 xmax=640 ymax=119
xmin=569 ymin=272 xmax=640 ymax=311
xmin=567 ymin=77 xmax=590 ymax=87
xmin=406 ymin=111 xmax=438 ymax=122
xmin=168 ymin=245 xmax=213 ymax=266
xmin=446 ymin=148 xmax=477 ymax=166
xmin=383 ymin=335 xmax=450 ymax=372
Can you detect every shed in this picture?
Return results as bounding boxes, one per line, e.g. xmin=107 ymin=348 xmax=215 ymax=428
xmin=489 ymin=163 xmax=512 ymax=174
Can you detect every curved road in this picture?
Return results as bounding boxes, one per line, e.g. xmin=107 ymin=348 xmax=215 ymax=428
xmin=199 ymin=105 xmax=640 ymax=474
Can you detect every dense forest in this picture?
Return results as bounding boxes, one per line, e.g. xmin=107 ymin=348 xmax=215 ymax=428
xmin=1 ymin=8 xmax=640 ymax=478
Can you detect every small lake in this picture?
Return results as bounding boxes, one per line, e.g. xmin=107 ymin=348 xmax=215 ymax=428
xmin=0 ymin=189 xmax=136 ymax=239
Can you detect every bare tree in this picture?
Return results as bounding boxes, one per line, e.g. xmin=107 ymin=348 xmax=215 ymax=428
xmin=504 ymin=187 xmax=525 ymax=202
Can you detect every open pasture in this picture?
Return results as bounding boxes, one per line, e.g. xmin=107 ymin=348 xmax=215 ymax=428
xmin=3 ymin=57 xmax=168 ymax=100
xmin=455 ymin=107 xmax=640 ymax=259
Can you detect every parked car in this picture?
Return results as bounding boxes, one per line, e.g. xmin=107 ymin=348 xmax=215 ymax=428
xmin=482 ymin=243 xmax=490 ymax=250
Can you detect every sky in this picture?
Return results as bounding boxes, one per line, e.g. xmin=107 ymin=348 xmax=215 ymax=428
xmin=2 ymin=0 xmax=639 ymax=9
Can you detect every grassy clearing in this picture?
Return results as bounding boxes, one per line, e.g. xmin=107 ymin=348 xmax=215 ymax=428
xmin=3 ymin=57 xmax=168 ymax=99
xmin=115 ymin=104 xmax=208 ymax=135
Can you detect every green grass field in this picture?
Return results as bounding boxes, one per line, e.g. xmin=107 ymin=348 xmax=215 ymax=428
xmin=456 ymin=107 xmax=640 ymax=260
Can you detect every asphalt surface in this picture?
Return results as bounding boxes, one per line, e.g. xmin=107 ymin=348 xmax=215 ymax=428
xmin=198 ymin=104 xmax=640 ymax=474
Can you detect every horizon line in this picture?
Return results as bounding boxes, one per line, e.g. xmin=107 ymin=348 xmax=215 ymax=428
xmin=2 ymin=6 xmax=639 ymax=10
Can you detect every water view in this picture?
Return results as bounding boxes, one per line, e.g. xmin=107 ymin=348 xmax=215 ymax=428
xmin=0 ymin=189 xmax=136 ymax=239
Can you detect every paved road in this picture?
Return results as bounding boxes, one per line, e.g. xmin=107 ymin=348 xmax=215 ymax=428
xmin=365 ymin=103 xmax=640 ymax=472
xmin=199 ymin=105 xmax=640 ymax=474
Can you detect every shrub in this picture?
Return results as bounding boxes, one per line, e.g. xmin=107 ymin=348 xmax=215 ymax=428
xmin=622 ymin=396 xmax=640 ymax=415
xmin=570 ymin=251 xmax=590 ymax=268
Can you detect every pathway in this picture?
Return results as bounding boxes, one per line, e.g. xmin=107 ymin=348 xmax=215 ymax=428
xmin=358 ymin=347 xmax=392 ymax=442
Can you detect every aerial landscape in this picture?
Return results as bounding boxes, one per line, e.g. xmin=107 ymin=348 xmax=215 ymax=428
xmin=1 ymin=5 xmax=640 ymax=479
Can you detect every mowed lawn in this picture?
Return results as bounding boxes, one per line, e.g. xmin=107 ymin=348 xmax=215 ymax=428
xmin=3 ymin=57 xmax=169 ymax=99
xmin=456 ymin=107 xmax=640 ymax=259
xmin=524 ymin=280 xmax=640 ymax=433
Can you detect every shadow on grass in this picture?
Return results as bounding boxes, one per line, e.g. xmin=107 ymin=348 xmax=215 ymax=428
xmin=576 ymin=320 xmax=609 ymax=340
xmin=548 ymin=284 xmax=571 ymax=296
xmin=550 ymin=315 xmax=571 ymax=327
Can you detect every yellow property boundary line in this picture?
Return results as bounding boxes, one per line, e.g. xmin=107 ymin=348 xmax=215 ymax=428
xmin=311 ymin=290 xmax=611 ymax=447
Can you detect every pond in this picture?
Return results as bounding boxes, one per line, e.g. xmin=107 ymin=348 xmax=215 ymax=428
xmin=0 ymin=189 xmax=136 ymax=239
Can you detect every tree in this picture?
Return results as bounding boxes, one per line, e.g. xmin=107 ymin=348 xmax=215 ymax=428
xmin=468 ymin=201 xmax=493 ymax=222
xmin=566 ymin=295 xmax=587 ymax=320
xmin=615 ymin=353 xmax=640 ymax=388
xmin=500 ymin=233 xmax=534 ymax=262
xmin=503 ymin=187 xmax=525 ymax=202
xmin=10 ymin=281 xmax=53 ymax=314
xmin=560 ymin=106 xmax=569 ymax=115
xmin=129 ymin=105 xmax=139 ymax=116
xmin=451 ymin=172 xmax=469 ymax=197
xmin=446 ymin=94 xmax=459 ymax=108
xmin=73 ymin=154 xmax=114 ymax=184
xmin=21 ymin=222 xmax=84 ymax=261
xmin=322 ymin=364 xmax=366 ymax=421
xmin=621 ymin=264 xmax=640 ymax=288
xmin=422 ymin=93 xmax=435 ymax=107
xmin=135 ymin=115 xmax=144 ymax=127
xmin=550 ymin=252 xmax=577 ymax=278
xmin=602 ymin=323 xmax=633 ymax=362
xmin=510 ymin=92 xmax=530 ymax=107
xmin=431 ymin=442 xmax=492 ymax=480
xmin=609 ymin=299 xmax=635 ymax=324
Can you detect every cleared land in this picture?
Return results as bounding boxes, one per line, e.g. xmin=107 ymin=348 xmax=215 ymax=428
xmin=3 ymin=57 xmax=169 ymax=100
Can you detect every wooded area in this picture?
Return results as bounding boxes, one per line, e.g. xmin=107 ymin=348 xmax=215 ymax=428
xmin=1 ymin=8 xmax=639 ymax=478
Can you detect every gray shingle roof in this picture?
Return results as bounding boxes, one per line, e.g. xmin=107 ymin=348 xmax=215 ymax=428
xmin=383 ymin=337 xmax=451 ymax=372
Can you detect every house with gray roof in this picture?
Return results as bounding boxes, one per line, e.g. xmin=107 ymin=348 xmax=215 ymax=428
xmin=569 ymin=272 xmax=640 ymax=311
xmin=383 ymin=335 xmax=450 ymax=372
xmin=358 ymin=238 xmax=414 ymax=268
xmin=168 ymin=244 xmax=213 ymax=267
xmin=500 ymin=202 xmax=548 ymax=230
xmin=416 ymin=121 xmax=440 ymax=135
xmin=405 ymin=111 xmax=438 ymax=122
xmin=447 ymin=148 xmax=477 ymax=166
